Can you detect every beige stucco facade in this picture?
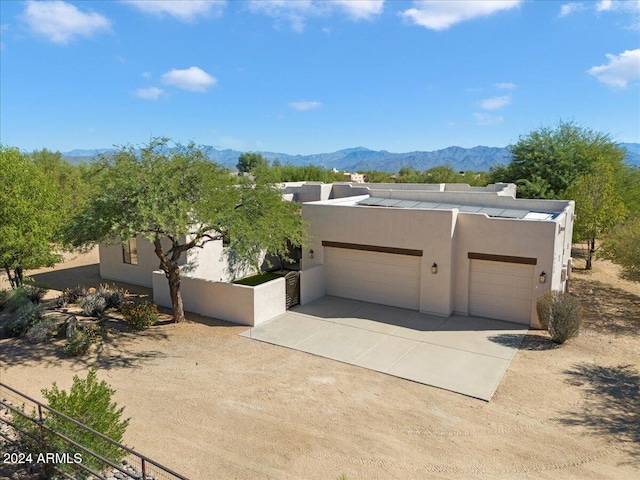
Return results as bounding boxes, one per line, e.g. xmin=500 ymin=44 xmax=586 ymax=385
xmin=98 ymin=182 xmax=574 ymax=328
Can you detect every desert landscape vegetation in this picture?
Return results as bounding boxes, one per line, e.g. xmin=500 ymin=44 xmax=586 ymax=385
xmin=0 ymin=245 xmax=639 ymax=479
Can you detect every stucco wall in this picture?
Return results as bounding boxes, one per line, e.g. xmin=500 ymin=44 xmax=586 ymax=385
xmin=300 ymin=265 xmax=325 ymax=305
xmin=451 ymin=214 xmax=558 ymax=327
xmin=99 ymin=235 xmax=183 ymax=288
xmin=302 ymin=203 xmax=456 ymax=316
xmin=152 ymin=272 xmax=286 ymax=326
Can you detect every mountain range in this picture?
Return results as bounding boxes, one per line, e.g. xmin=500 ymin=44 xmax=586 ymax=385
xmin=62 ymin=143 xmax=640 ymax=173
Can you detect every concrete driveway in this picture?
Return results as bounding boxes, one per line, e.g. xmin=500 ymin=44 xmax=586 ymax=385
xmin=241 ymin=296 xmax=528 ymax=401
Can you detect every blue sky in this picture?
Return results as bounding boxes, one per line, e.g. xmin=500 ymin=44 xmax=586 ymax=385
xmin=1 ymin=0 xmax=639 ymax=155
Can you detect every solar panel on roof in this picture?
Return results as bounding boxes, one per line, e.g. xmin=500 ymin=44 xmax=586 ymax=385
xmin=378 ymin=199 xmax=404 ymax=207
xmin=394 ymin=200 xmax=421 ymax=208
xmin=433 ymin=203 xmax=460 ymax=210
xmin=478 ymin=208 xmax=505 ymax=217
xmin=359 ymin=197 xmax=386 ymax=205
xmin=413 ymin=202 xmax=441 ymax=209
xmin=459 ymin=206 xmax=483 ymax=213
xmin=498 ymin=209 xmax=529 ymax=219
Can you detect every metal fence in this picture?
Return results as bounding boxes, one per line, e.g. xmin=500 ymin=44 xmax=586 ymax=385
xmin=0 ymin=382 xmax=189 ymax=480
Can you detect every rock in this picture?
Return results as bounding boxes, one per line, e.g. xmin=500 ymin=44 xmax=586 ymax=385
xmin=66 ymin=315 xmax=78 ymax=340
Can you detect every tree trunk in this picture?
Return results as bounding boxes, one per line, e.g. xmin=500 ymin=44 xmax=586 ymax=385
xmin=14 ymin=266 xmax=24 ymax=287
xmin=167 ymin=266 xmax=186 ymax=323
xmin=586 ymin=238 xmax=596 ymax=270
xmin=4 ymin=265 xmax=16 ymax=289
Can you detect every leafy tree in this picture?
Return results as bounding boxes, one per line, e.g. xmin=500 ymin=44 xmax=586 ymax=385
xmin=396 ymin=166 xmax=422 ymax=183
xmin=601 ymin=218 xmax=640 ymax=280
xmin=237 ymin=152 xmax=269 ymax=174
xmin=362 ymin=170 xmax=393 ymax=183
xmin=65 ymin=138 xmax=306 ymax=322
xmin=0 ymin=146 xmax=62 ymax=288
xmin=565 ymin=161 xmax=627 ymax=269
xmin=494 ymin=121 xmax=626 ymax=199
xmin=423 ymin=165 xmax=460 ymax=183
xmin=31 ymin=148 xmax=90 ymax=226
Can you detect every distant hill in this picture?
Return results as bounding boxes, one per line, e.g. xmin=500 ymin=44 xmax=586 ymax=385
xmin=61 ymin=143 xmax=640 ymax=173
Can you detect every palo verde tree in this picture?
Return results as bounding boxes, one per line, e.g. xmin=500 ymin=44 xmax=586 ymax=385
xmin=65 ymin=138 xmax=307 ymax=322
xmin=491 ymin=121 xmax=626 ymax=199
xmin=237 ymin=152 xmax=269 ymax=174
xmin=0 ymin=146 xmax=62 ymax=288
xmin=565 ymin=161 xmax=626 ymax=270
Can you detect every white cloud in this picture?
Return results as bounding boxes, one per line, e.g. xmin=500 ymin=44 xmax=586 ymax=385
xmin=289 ymin=100 xmax=322 ymax=111
xmin=559 ymin=2 xmax=586 ymax=17
xmin=161 ymin=67 xmax=217 ymax=92
xmin=594 ymin=0 xmax=640 ymax=29
xmin=479 ymin=95 xmax=512 ymax=110
xmin=494 ymin=82 xmax=516 ymax=90
xmin=135 ymin=87 xmax=164 ymax=100
xmin=21 ymin=1 xmax=111 ymax=44
xmin=142 ymin=71 xmax=152 ymax=79
xmin=332 ymin=0 xmax=384 ymax=20
xmin=588 ymin=49 xmax=640 ymax=88
xmin=399 ymin=0 xmax=522 ymax=31
xmin=474 ymin=112 xmax=504 ymax=125
xmin=596 ymin=0 xmax=613 ymax=11
xmin=247 ymin=0 xmax=384 ymax=32
xmin=123 ymin=1 xmax=225 ymax=22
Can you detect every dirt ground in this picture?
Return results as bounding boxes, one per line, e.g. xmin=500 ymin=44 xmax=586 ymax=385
xmin=1 ymin=248 xmax=638 ymax=479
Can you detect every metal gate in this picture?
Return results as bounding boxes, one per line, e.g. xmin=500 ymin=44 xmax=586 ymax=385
xmin=285 ymin=271 xmax=300 ymax=309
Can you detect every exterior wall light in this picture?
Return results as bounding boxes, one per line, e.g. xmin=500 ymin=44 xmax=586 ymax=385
xmin=431 ymin=263 xmax=438 ymax=274
xmin=309 ymin=249 xmax=314 ymax=259
xmin=539 ymin=271 xmax=546 ymax=284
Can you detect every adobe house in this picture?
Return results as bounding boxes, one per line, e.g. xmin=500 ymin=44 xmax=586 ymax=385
xmin=98 ymin=182 xmax=574 ymax=328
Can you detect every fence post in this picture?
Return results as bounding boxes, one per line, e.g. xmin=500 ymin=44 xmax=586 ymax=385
xmin=37 ymin=404 xmax=45 ymax=442
xmin=142 ymin=458 xmax=146 ymax=480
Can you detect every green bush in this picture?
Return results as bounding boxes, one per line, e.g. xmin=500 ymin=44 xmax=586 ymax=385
xmin=25 ymin=318 xmax=57 ymax=344
xmin=536 ymin=291 xmax=554 ymax=330
xmin=13 ymin=368 xmax=130 ymax=475
xmin=536 ymin=291 xmax=582 ymax=344
xmin=6 ymin=303 xmax=44 ymax=337
xmin=64 ymin=330 xmax=92 ymax=356
xmin=121 ymin=301 xmax=158 ymax=330
xmin=2 ymin=287 xmax=33 ymax=313
xmin=23 ymin=284 xmax=48 ymax=303
xmin=548 ymin=293 xmax=581 ymax=344
xmin=79 ymin=293 xmax=107 ymax=317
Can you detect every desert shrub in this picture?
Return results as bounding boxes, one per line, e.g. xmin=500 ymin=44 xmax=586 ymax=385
xmin=55 ymin=286 xmax=86 ymax=308
xmin=2 ymin=287 xmax=33 ymax=313
xmin=64 ymin=330 xmax=92 ymax=356
xmin=97 ymin=284 xmax=127 ymax=310
xmin=25 ymin=318 xmax=57 ymax=344
xmin=121 ymin=301 xmax=158 ymax=330
xmin=5 ymin=303 xmax=44 ymax=337
xmin=22 ymin=284 xmax=48 ymax=303
xmin=536 ymin=291 xmax=554 ymax=330
xmin=79 ymin=293 xmax=107 ymax=317
xmin=13 ymin=368 xmax=130 ymax=475
xmin=548 ymin=293 xmax=581 ymax=344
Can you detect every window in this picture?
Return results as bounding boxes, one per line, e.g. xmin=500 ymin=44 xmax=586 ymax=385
xmin=122 ymin=238 xmax=138 ymax=265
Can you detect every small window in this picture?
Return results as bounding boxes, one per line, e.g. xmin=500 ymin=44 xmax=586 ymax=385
xmin=122 ymin=238 xmax=138 ymax=265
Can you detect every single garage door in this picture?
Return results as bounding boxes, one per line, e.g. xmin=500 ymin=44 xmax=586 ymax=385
xmin=469 ymin=259 xmax=534 ymax=324
xmin=325 ymin=247 xmax=420 ymax=310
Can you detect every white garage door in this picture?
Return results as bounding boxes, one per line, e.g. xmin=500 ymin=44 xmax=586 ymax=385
xmin=469 ymin=259 xmax=534 ymax=324
xmin=325 ymin=247 xmax=420 ymax=310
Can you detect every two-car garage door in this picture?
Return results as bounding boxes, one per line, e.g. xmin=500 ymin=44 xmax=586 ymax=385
xmin=325 ymin=247 xmax=420 ymax=310
xmin=468 ymin=259 xmax=534 ymax=324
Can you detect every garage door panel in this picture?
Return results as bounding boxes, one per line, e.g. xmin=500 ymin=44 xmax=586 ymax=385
xmin=469 ymin=259 xmax=533 ymax=324
xmin=325 ymin=247 xmax=420 ymax=310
